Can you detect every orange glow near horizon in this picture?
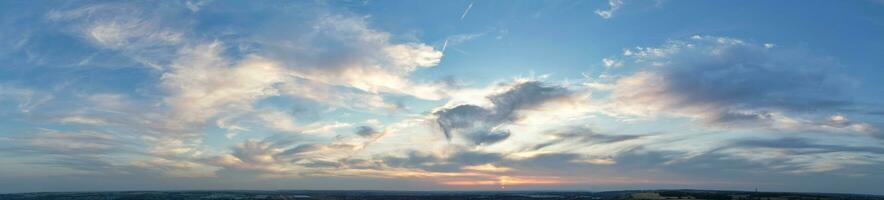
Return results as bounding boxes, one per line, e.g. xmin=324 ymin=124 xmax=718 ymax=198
xmin=437 ymin=175 xmax=729 ymax=189
xmin=442 ymin=176 xmax=570 ymax=188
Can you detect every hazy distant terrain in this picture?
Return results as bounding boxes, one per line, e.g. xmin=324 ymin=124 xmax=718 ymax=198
xmin=2 ymin=190 xmax=883 ymax=200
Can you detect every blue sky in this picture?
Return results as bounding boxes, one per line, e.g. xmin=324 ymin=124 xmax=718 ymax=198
xmin=1 ymin=0 xmax=884 ymax=194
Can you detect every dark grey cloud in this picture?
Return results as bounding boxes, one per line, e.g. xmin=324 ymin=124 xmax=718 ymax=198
xmin=381 ymin=150 xmax=503 ymax=172
xmin=731 ymin=137 xmax=884 ymax=155
xmin=433 ymin=81 xmax=572 ymax=145
xmin=380 ymin=151 xmax=445 ymax=171
xmin=279 ymin=143 xmax=323 ymax=157
xmin=354 ymin=126 xmax=380 ymax=137
xmin=501 ymin=153 xmax=586 ymax=171
xmin=435 ymin=104 xmax=489 ymax=140
xmin=340 ymin=158 xmax=383 ymax=170
xmin=611 ymin=37 xmax=866 ymax=129
xmin=530 ymin=126 xmax=643 ymax=151
xmin=487 ymin=81 xmax=572 ymax=120
xmin=447 ymin=150 xmax=504 ymax=166
xmin=279 ymin=143 xmax=359 ymax=166
xmin=302 ymin=160 xmax=341 ymax=168
xmin=467 ymin=130 xmax=511 ymax=146
xmin=655 ymin=47 xmax=847 ymax=113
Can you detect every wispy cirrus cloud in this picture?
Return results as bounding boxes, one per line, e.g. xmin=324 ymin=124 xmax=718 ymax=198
xmin=0 ymin=84 xmax=53 ymax=113
xmin=460 ymin=2 xmax=474 ymax=20
xmin=595 ymin=0 xmax=623 ymax=19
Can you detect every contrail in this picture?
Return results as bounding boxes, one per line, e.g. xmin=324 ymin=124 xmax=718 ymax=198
xmin=441 ymin=39 xmax=449 ymax=52
xmin=460 ymin=2 xmax=473 ymax=20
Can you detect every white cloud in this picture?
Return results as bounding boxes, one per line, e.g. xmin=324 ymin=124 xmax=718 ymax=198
xmin=48 ymin=4 xmax=183 ymax=49
xmin=210 ymin=139 xmax=292 ymax=173
xmin=384 ymin=43 xmax=443 ymax=70
xmin=276 ymin=78 xmax=398 ymax=110
xmin=161 ymin=42 xmax=286 ymax=124
xmin=301 ymin=121 xmax=353 ymax=134
xmin=184 ymin=0 xmax=212 ymax=12
xmin=601 ymin=58 xmax=622 ymax=68
xmin=256 ymin=110 xmax=301 ymax=133
xmin=595 ymin=0 xmax=624 ymax=19
xmin=58 ymin=115 xmax=108 ymax=125
xmin=86 ymin=19 xmax=182 ymax=49
xmin=47 ymin=3 xmax=185 ymax=70
xmin=278 ymin=14 xmax=447 ymax=101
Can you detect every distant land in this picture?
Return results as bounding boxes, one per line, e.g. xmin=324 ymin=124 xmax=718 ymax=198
xmin=2 ymin=189 xmax=883 ymax=200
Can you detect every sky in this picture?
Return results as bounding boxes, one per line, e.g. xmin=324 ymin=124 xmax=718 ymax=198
xmin=1 ymin=0 xmax=884 ymax=195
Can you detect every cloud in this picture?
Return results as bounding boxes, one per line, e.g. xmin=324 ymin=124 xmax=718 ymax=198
xmin=529 ymin=126 xmax=643 ymax=151
xmin=355 ymin=126 xmax=381 ymax=137
xmin=433 ymin=81 xmax=574 ymax=145
xmin=688 ymin=137 xmax=884 ymax=174
xmin=0 ymin=84 xmax=54 ymax=113
xmin=6 ymin=130 xmax=136 ymax=156
xmin=49 ymin=2 xmax=447 ymax=133
xmin=440 ymin=33 xmax=484 ymax=52
xmin=460 ymin=2 xmax=474 ymax=20
xmin=276 ymin=78 xmax=399 ymax=111
xmin=254 ymin=110 xmax=302 ymax=133
xmin=0 ymin=129 xmax=163 ymax=176
xmin=45 ymin=3 xmax=186 ymax=70
xmin=0 ymin=1 xmax=451 ymax=179
xmin=209 ymin=138 xmax=295 ymax=174
xmin=602 ymin=57 xmax=622 ymax=68
xmin=209 ymin=131 xmax=393 ymax=175
xmin=162 ymin=42 xmax=286 ymax=124
xmin=2 ymin=1 xmax=883 ymax=194
xmin=381 ymin=149 xmax=503 ymax=172
xmin=184 ymin=0 xmax=212 ymax=12
xmin=592 ymin=36 xmax=869 ymax=134
xmin=57 ymin=115 xmax=108 ymax=125
xmin=231 ymin=140 xmax=280 ymax=164
xmin=256 ymin=14 xmax=447 ymax=101
xmin=301 ymin=121 xmax=353 ymax=134
xmin=584 ymin=135 xmax=884 ymax=178
xmin=732 ymin=137 xmax=884 ymax=155
xmin=595 ymin=0 xmax=624 ymax=19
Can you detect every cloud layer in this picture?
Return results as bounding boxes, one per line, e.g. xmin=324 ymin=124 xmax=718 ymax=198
xmin=0 ymin=1 xmax=882 ymax=195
